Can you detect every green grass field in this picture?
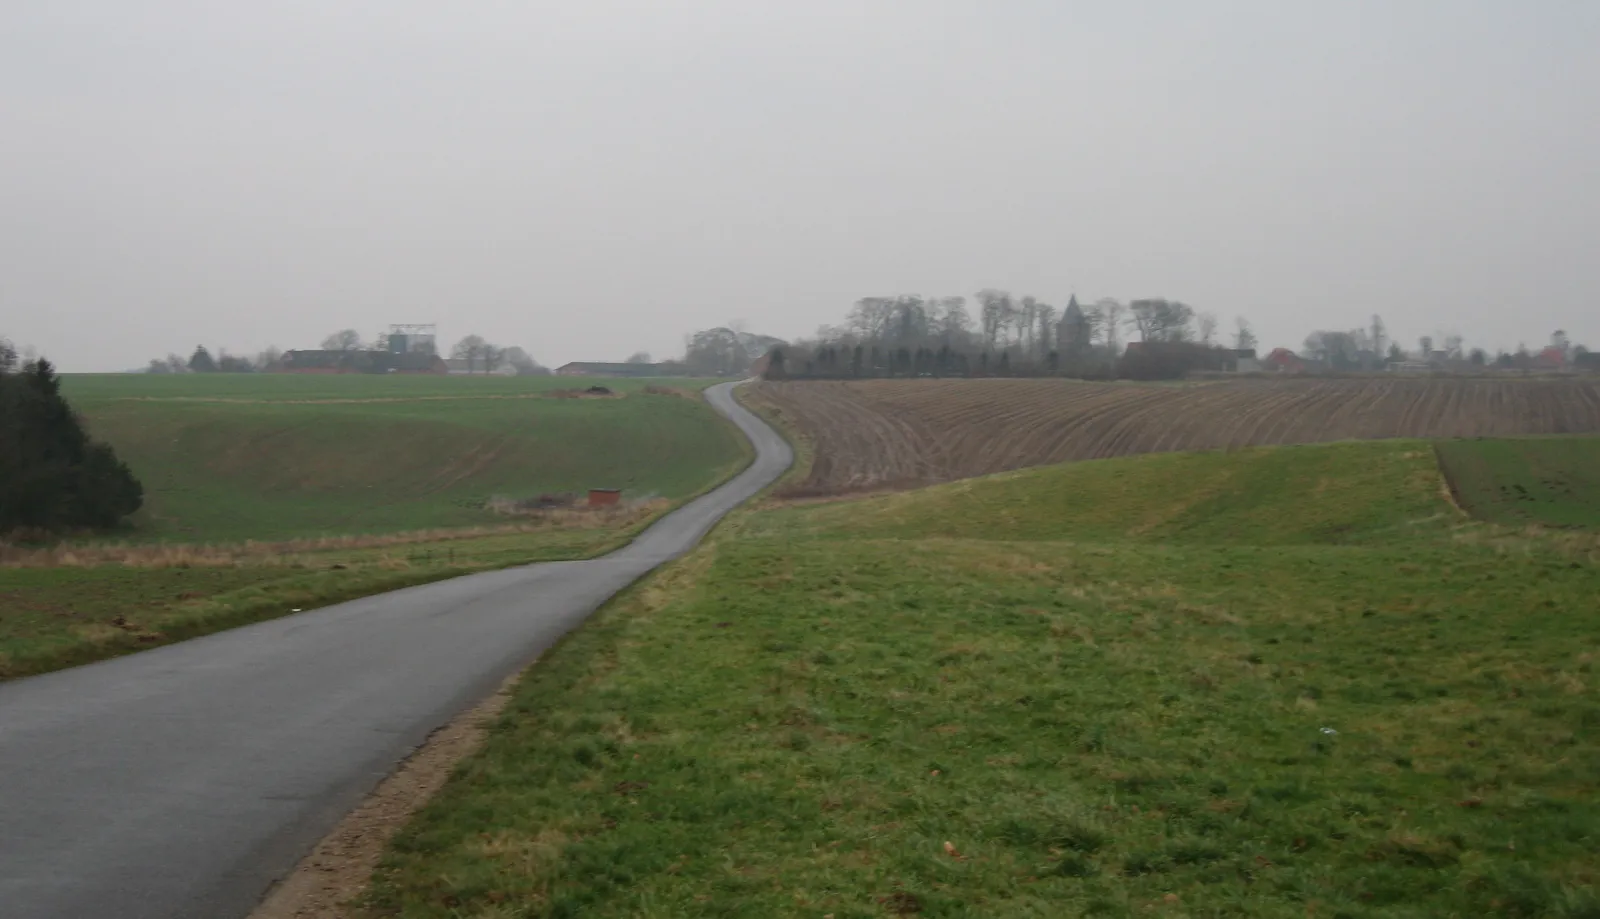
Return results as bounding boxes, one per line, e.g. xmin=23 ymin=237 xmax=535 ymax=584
xmin=0 ymin=519 xmax=656 ymax=681
xmin=0 ymin=374 xmax=749 ymax=680
xmin=61 ymin=374 xmax=743 ymax=542
xmin=1436 ymin=437 xmax=1600 ymax=529
xmin=367 ymin=441 xmax=1599 ymax=918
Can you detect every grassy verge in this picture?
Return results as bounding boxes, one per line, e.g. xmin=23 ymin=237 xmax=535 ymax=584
xmin=0 ymin=519 xmax=644 ymax=681
xmin=732 ymin=384 xmax=816 ymax=498
xmin=365 ymin=440 xmax=1600 ymax=918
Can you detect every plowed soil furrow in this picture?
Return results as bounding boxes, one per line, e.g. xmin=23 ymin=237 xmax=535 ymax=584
xmin=754 ymin=377 xmax=1600 ymax=497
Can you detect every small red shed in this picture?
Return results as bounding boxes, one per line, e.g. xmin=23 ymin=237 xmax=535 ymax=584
xmin=587 ymin=488 xmax=622 ymax=508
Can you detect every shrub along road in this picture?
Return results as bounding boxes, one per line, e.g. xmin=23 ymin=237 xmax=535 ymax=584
xmin=0 ymin=381 xmax=791 ymax=919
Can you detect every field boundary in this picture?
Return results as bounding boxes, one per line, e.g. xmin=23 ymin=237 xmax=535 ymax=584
xmin=1432 ymin=442 xmax=1473 ymax=518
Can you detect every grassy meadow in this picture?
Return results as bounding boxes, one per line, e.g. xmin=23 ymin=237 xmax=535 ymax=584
xmin=1436 ymin=437 xmax=1600 ymax=529
xmin=0 ymin=374 xmax=749 ymax=680
xmin=367 ymin=440 xmax=1599 ymax=918
xmin=61 ymin=373 xmax=741 ymax=542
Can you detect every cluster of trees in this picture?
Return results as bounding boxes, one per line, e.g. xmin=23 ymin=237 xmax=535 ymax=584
xmin=447 ymin=335 xmax=547 ymax=375
xmin=766 ymin=293 xmax=1255 ymax=381
xmin=1299 ymin=322 xmax=1591 ymax=371
xmin=680 ymin=327 xmax=785 ymax=376
xmin=1298 ymin=316 xmax=1397 ymax=370
xmin=1 ymin=338 xmax=144 ymax=533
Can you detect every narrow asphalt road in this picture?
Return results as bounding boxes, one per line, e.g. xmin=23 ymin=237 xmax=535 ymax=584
xmin=0 ymin=381 xmax=791 ymax=919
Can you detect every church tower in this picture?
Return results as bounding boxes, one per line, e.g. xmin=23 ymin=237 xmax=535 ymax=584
xmin=1058 ymin=294 xmax=1090 ymax=353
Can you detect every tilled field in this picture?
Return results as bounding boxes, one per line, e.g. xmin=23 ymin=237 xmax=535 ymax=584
xmin=753 ymin=377 xmax=1600 ymax=495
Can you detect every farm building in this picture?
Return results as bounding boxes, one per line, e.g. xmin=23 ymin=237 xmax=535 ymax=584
xmin=277 ymin=350 xmax=447 ymax=374
xmin=556 ymin=362 xmax=675 ymax=377
xmin=1534 ymin=347 xmax=1567 ymax=370
xmin=1263 ymin=348 xmax=1304 ymax=372
xmin=443 ymin=358 xmax=516 ymax=376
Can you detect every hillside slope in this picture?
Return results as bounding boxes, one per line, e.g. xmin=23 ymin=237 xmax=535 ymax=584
xmin=371 ymin=439 xmax=1600 ymax=917
xmin=765 ymin=439 xmax=1452 ymax=545
xmin=62 ymin=375 xmax=746 ymax=542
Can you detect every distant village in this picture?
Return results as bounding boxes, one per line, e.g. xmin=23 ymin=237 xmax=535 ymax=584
xmin=134 ymin=306 xmax=1597 ymax=382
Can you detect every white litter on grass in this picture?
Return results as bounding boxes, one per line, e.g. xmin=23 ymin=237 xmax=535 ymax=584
xmin=1320 ymin=727 xmax=1338 ymax=735
xmin=290 ymin=608 xmax=302 ymax=612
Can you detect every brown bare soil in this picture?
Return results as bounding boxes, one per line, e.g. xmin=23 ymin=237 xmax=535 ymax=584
xmin=755 ymin=377 xmax=1600 ymax=495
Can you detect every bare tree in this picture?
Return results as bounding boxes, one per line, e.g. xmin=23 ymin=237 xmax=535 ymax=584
xmin=1234 ymin=318 xmax=1258 ymax=352
xmin=1304 ymin=330 xmax=1360 ymax=369
xmin=846 ymin=297 xmax=896 ymax=342
xmin=1095 ymin=299 xmax=1124 ymax=353
xmin=1129 ymin=299 xmax=1194 ymax=342
xmin=321 ymin=329 xmax=363 ymax=351
xmin=933 ymin=297 xmax=972 ymax=346
xmin=975 ymin=289 xmax=1012 ymax=351
xmin=452 ymin=335 xmax=488 ymax=373
xmin=1036 ymin=304 xmax=1058 ymax=358
xmin=625 ymin=351 xmax=652 ymax=364
xmin=890 ymin=296 xmax=929 ymax=348
xmin=503 ymin=347 xmax=547 ymax=375
xmin=1017 ymin=297 xmax=1041 ymax=355
xmin=1196 ymin=311 xmax=1219 ymax=346
xmin=482 ymin=345 xmax=504 ymax=374
xmin=256 ymin=346 xmax=284 ymax=370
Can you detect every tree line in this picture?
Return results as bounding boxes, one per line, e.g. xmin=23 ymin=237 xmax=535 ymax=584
xmin=1 ymin=336 xmax=143 ymax=534
xmin=761 ymin=294 xmax=1595 ymax=381
xmin=141 ymin=330 xmax=549 ymax=375
xmin=766 ymin=293 xmax=1257 ymax=381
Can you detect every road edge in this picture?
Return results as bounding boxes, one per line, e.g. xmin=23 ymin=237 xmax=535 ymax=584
xmin=245 ymin=381 xmax=789 ymax=918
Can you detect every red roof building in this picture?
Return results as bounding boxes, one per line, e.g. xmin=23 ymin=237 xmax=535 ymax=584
xmin=1264 ymin=347 xmax=1304 ymax=372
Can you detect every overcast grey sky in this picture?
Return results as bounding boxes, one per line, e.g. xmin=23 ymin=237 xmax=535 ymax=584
xmin=3 ymin=1 xmax=1596 ymax=370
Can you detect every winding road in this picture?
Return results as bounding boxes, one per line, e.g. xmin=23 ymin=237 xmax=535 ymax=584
xmin=0 ymin=381 xmax=791 ymax=919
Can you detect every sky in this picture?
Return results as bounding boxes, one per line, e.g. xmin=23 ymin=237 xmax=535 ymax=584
xmin=3 ymin=1 xmax=1597 ymax=370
